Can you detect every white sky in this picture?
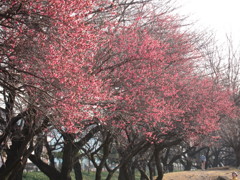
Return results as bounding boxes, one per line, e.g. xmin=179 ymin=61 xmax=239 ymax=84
xmin=177 ymin=0 xmax=240 ymax=46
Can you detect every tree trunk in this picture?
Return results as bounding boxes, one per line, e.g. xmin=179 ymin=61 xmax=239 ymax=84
xmin=73 ymin=160 xmax=83 ymax=180
xmin=95 ymin=167 xmax=102 ymax=180
xmin=106 ymin=171 xmax=114 ymax=180
xmin=94 ymin=133 xmax=112 ymax=180
xmin=154 ymin=148 xmax=164 ymax=180
xmin=118 ymin=165 xmax=128 ymax=180
xmin=118 ymin=164 xmax=134 ymax=180
xmin=184 ymin=160 xmax=192 ymax=171
xmin=0 ymin=138 xmax=27 ymax=180
xmin=212 ymin=149 xmax=221 ymax=167
xmin=148 ymin=156 xmax=156 ymax=180
xmin=30 ymin=139 xmax=76 ymax=180
xmin=29 ymin=134 xmax=75 ymax=180
xmin=9 ymin=166 xmax=24 ymax=180
xmin=44 ymin=137 xmax=55 ymax=167
xmin=234 ymin=149 xmax=240 ymax=167
xmin=60 ymin=135 xmax=75 ymax=180
xmin=139 ymin=168 xmax=150 ymax=180
xmin=29 ymin=154 xmax=61 ymax=180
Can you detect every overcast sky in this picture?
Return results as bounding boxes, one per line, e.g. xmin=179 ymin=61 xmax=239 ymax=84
xmin=177 ymin=0 xmax=240 ymax=46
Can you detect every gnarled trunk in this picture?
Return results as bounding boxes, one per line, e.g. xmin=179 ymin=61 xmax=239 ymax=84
xmin=0 ymin=137 xmax=31 ymax=180
xmin=118 ymin=163 xmax=135 ymax=180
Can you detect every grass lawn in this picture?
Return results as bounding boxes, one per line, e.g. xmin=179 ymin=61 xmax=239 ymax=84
xmin=23 ymin=171 xmax=122 ymax=180
xmin=23 ymin=167 xmax=239 ymax=180
xmin=23 ymin=172 xmax=49 ymax=180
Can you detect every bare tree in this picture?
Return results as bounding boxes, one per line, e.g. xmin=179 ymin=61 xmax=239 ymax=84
xmin=204 ymin=35 xmax=240 ymax=167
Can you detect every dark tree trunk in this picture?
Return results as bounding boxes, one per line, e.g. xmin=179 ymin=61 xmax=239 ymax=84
xmin=95 ymin=167 xmax=102 ymax=180
xmin=29 ymin=154 xmax=61 ymax=180
xmin=0 ymin=138 xmax=29 ymax=180
xmin=154 ymin=149 xmax=164 ymax=180
xmin=131 ymin=166 xmax=136 ymax=180
xmin=30 ymin=134 xmax=75 ymax=180
xmin=148 ymin=156 xmax=156 ymax=180
xmin=205 ymin=147 xmax=210 ymax=169
xmin=184 ymin=159 xmax=192 ymax=171
xmin=117 ymin=141 xmax=151 ymax=180
xmin=9 ymin=166 xmax=24 ymax=180
xmin=73 ymin=160 xmax=83 ymax=180
xmin=212 ymin=150 xmax=220 ymax=167
xmin=44 ymin=136 xmax=55 ymax=167
xmin=60 ymin=135 xmax=75 ymax=180
xmin=93 ymin=133 xmax=112 ymax=180
xmin=106 ymin=171 xmax=115 ymax=180
xmin=118 ymin=164 xmax=134 ymax=180
xmin=234 ymin=149 xmax=240 ymax=167
xmin=139 ymin=168 xmax=150 ymax=180
xmin=161 ymin=148 xmax=170 ymax=173
xmin=30 ymin=127 xmax=101 ymax=180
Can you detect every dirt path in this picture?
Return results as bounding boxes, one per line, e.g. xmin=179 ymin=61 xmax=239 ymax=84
xmin=162 ymin=168 xmax=239 ymax=180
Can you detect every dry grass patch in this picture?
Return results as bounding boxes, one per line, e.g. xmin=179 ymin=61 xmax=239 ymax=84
xmin=163 ymin=168 xmax=239 ymax=180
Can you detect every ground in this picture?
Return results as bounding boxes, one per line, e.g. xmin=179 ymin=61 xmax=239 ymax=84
xmin=162 ymin=167 xmax=239 ymax=180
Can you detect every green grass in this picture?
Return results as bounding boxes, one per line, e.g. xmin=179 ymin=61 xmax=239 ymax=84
xmin=23 ymin=171 xmax=121 ymax=180
xmin=23 ymin=170 xmax=141 ymax=180
xmin=23 ymin=171 xmax=49 ymax=180
xmin=82 ymin=171 xmax=119 ymax=180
